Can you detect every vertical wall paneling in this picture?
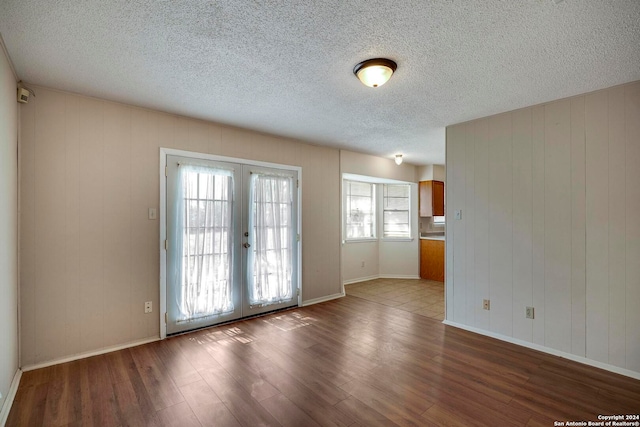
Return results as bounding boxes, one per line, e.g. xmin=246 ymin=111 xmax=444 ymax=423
xmin=607 ymin=87 xmax=626 ymax=367
xmin=511 ymin=108 xmax=533 ymax=342
xmin=487 ymin=113 xmax=513 ymax=337
xmin=531 ymin=105 xmax=546 ymax=346
xmin=464 ymin=122 xmax=476 ymax=326
xmin=78 ymin=97 xmax=106 ymax=354
xmin=625 ymin=82 xmax=640 ymax=373
xmin=64 ymin=94 xmax=81 ymax=356
xmin=570 ymin=96 xmax=587 ymax=357
xmin=585 ymin=90 xmax=610 ymax=363
xmin=186 ymin=119 xmax=209 ymax=155
xmin=103 ymin=103 xmax=133 ymax=347
xmin=445 ymin=128 xmax=455 ymax=319
xmin=544 ymin=99 xmax=572 ymax=353
xmin=130 ymin=108 xmax=153 ymax=340
xmin=35 ymin=89 xmax=67 ymax=362
xmin=452 ymin=125 xmax=467 ymax=324
xmin=19 ymin=90 xmax=36 ymax=365
xmin=446 ymin=81 xmax=640 ymax=375
xmin=473 ymin=119 xmax=490 ymax=330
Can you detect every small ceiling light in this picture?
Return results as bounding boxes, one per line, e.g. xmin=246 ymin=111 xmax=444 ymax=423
xmin=395 ymin=154 xmax=403 ymax=165
xmin=353 ymin=58 xmax=397 ymax=88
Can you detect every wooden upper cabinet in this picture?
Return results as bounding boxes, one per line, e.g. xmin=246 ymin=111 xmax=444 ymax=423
xmin=419 ymin=180 xmax=445 ymax=217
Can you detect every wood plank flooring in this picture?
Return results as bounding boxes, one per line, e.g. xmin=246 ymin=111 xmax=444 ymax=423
xmin=7 ymin=285 xmax=640 ymax=426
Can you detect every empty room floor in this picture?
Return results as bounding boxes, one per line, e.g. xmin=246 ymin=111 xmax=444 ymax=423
xmin=345 ymin=278 xmax=445 ymax=320
xmin=7 ymin=294 xmax=640 ymax=426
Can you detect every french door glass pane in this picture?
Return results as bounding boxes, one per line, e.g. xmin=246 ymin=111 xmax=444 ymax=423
xmin=177 ymin=166 xmax=234 ymax=321
xmin=247 ymin=173 xmax=294 ymax=306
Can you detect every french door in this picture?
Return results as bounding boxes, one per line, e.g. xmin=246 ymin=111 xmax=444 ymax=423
xmin=165 ymin=155 xmax=299 ymax=335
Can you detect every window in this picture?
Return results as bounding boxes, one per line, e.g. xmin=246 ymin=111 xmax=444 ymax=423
xmin=383 ymin=184 xmax=411 ymax=238
xmin=345 ymin=180 xmax=376 ymax=239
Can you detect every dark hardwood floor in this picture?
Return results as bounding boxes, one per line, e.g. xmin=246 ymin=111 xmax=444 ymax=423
xmin=7 ymin=293 xmax=640 ymax=426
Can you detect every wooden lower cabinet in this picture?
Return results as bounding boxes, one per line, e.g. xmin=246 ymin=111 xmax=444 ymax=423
xmin=420 ymin=239 xmax=445 ymax=282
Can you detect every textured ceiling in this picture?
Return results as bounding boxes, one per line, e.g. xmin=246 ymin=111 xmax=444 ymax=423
xmin=1 ymin=1 xmax=639 ymax=165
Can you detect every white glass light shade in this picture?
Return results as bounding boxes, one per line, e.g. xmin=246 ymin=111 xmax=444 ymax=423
xmin=395 ymin=154 xmax=403 ymax=165
xmin=353 ymin=58 xmax=397 ymax=88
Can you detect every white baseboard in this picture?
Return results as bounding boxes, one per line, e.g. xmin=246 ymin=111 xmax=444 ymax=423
xmin=342 ymin=275 xmax=380 ymax=286
xmin=20 ymin=336 xmax=160 ymax=372
xmin=442 ymin=320 xmax=640 ymax=380
xmin=378 ymin=274 xmax=421 ymax=280
xmin=0 ymin=369 xmax=22 ymax=426
xmin=343 ymin=274 xmax=421 ymax=286
xmin=302 ymin=292 xmax=345 ymax=307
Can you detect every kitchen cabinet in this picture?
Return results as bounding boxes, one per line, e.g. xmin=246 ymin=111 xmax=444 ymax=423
xmin=420 ymin=239 xmax=445 ymax=281
xmin=419 ymin=180 xmax=444 ymax=217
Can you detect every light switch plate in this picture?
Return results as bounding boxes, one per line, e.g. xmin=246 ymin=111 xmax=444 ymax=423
xmin=148 ymin=208 xmax=157 ymax=220
xmin=455 ymin=209 xmax=462 ymax=220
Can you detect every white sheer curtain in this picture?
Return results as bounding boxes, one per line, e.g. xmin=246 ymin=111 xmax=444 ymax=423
xmin=247 ymin=173 xmax=294 ymax=306
xmin=170 ymin=163 xmax=235 ymax=322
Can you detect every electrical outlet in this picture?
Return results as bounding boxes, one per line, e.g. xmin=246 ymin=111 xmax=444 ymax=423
xmin=526 ymin=306 xmax=535 ymax=319
xmin=145 ymin=301 xmax=152 ymax=314
xmin=483 ymin=299 xmax=490 ymax=310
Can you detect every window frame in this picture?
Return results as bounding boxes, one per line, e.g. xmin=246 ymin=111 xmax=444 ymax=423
xmin=433 ymin=215 xmax=446 ymax=224
xmin=342 ymin=174 xmax=415 ymax=243
xmin=343 ymin=179 xmax=377 ymax=241
xmin=381 ymin=183 xmax=412 ymax=240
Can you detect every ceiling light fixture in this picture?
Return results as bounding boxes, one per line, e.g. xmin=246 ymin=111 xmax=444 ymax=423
xmin=353 ymin=58 xmax=397 ymax=88
xmin=395 ymin=154 xmax=403 ymax=165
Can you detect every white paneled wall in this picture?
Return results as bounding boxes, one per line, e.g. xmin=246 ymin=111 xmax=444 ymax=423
xmin=446 ymin=81 xmax=640 ymax=375
xmin=20 ymin=86 xmax=341 ymax=367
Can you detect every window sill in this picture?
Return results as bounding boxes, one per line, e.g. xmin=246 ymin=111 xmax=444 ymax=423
xmin=343 ymin=237 xmax=415 ymax=244
xmin=343 ymin=238 xmax=377 ymax=244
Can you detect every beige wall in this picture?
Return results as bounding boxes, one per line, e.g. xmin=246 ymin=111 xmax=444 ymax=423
xmin=19 ymin=86 xmax=341 ymax=367
xmin=341 ymin=150 xmax=417 ymax=183
xmin=0 ymin=40 xmax=19 ymax=413
xmin=416 ymin=164 xmax=445 ymax=182
xmin=446 ymin=81 xmax=640 ymax=375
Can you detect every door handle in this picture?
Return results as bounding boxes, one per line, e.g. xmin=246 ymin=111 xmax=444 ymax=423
xmin=243 ymin=242 xmax=251 ymax=248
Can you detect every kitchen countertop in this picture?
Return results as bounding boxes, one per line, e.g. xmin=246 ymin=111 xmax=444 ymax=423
xmin=421 ymin=235 xmax=445 ymax=241
xmin=420 ymin=233 xmax=445 ymax=241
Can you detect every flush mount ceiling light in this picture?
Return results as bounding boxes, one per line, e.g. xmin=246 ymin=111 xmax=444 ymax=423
xmin=395 ymin=154 xmax=403 ymax=165
xmin=353 ymin=58 xmax=397 ymax=88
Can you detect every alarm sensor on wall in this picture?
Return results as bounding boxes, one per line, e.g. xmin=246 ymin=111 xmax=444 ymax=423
xmin=17 ymin=87 xmax=30 ymax=103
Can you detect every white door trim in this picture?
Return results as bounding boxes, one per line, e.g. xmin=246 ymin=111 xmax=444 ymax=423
xmin=159 ymin=148 xmax=302 ymax=339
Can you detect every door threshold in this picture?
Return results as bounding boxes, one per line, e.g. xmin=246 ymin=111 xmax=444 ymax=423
xmin=166 ymin=305 xmax=299 ymax=338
